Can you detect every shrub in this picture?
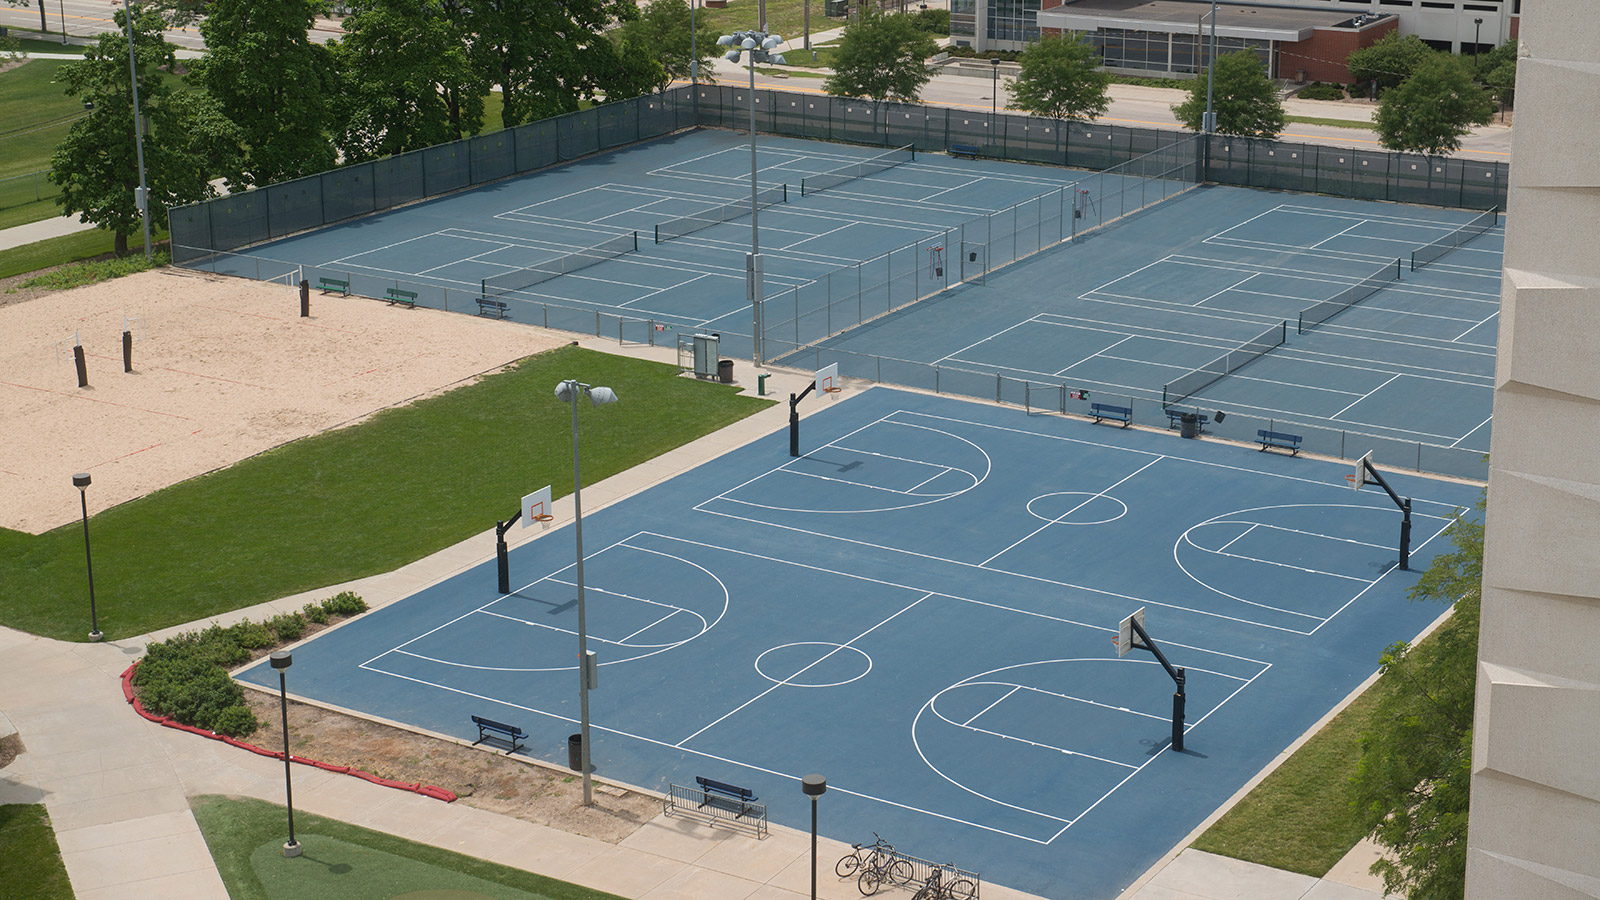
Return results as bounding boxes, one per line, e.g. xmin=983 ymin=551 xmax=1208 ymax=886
xmin=267 ymin=612 xmax=306 ymax=642
xmin=910 ymin=8 xmax=948 ymax=34
xmin=302 ymin=602 xmax=329 ymax=624
xmin=322 ymin=591 xmax=368 ymax=616
xmin=209 ymin=705 xmax=259 ymax=738
xmin=231 ymin=620 xmax=275 ymax=650
xmin=1298 ymin=83 xmax=1346 ymax=101
xmin=134 ymin=651 xmax=257 ymax=736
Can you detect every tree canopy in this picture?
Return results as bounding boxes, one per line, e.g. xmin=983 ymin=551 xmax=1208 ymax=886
xmin=822 ymin=8 xmax=938 ymax=104
xmin=48 ymin=9 xmax=241 ymax=256
xmin=1171 ymin=51 xmax=1286 ymax=138
xmin=1006 ymin=32 xmax=1110 ymax=122
xmin=469 ymin=0 xmax=641 ymax=129
xmin=1347 ymin=32 xmax=1437 ymax=94
xmin=612 ymin=0 xmax=720 ymax=93
xmin=1374 ymin=54 xmax=1494 ymax=155
xmin=1349 ymin=492 xmax=1483 ymax=900
xmin=191 ymin=0 xmax=337 ymax=188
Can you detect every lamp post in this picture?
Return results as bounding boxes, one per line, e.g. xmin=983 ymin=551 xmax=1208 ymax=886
xmin=555 ymin=379 xmax=618 ymax=807
xmin=269 ymin=651 xmax=301 ymax=858
xmin=122 ymin=4 xmax=152 ymax=260
xmin=1203 ymin=0 xmax=1218 ymax=133
xmin=717 ymin=30 xmax=785 ymax=369
xmin=58 ymin=0 xmax=67 ymax=44
xmin=72 ymin=473 xmax=102 ymax=642
xmin=802 ymin=775 xmax=827 ymax=900
xmin=1473 ymin=17 xmax=1483 ymax=67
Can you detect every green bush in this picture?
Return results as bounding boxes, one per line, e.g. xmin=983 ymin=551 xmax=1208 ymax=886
xmin=1298 ymin=83 xmax=1346 ymax=101
xmin=209 ymin=705 xmax=259 ymax=737
xmin=910 ymin=8 xmax=948 ymax=34
xmin=322 ymin=591 xmax=368 ymax=616
xmin=232 ymin=620 xmax=275 ymax=650
xmin=302 ymin=602 xmax=330 ymax=624
xmin=267 ymin=612 xmax=306 ymax=642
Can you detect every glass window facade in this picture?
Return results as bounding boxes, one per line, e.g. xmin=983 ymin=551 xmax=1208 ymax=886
xmin=951 ymin=0 xmax=977 ymax=42
xmin=1090 ymin=28 xmax=1273 ymax=75
xmin=988 ymin=0 xmax=1044 ymax=43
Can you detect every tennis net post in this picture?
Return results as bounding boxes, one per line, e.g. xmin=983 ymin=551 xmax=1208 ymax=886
xmin=1410 ymin=206 xmax=1498 ymax=272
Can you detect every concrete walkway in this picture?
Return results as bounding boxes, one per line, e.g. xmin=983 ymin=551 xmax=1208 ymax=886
xmin=0 ymin=329 xmax=1397 ymax=899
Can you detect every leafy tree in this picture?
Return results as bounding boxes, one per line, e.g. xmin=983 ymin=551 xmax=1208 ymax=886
xmin=190 ymin=0 xmax=336 ymax=188
xmin=1347 ymin=32 xmax=1437 ymax=94
xmin=1006 ymin=32 xmax=1110 ymax=122
xmin=612 ymin=0 xmax=719 ymax=93
xmin=1374 ymin=54 xmax=1494 ymax=155
xmin=1475 ymin=39 xmax=1519 ymax=108
xmin=590 ymin=30 xmax=667 ymax=102
xmin=823 ymin=7 xmax=938 ymax=104
xmin=1171 ymin=51 xmax=1286 ymax=138
xmin=466 ymin=0 xmax=641 ymax=129
xmin=48 ymin=9 xmax=242 ymax=257
xmin=329 ymin=0 xmax=488 ymax=163
xmin=1349 ymin=492 xmax=1483 ymax=900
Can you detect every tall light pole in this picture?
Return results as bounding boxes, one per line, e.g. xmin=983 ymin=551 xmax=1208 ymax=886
xmin=802 ymin=775 xmax=827 ymax=900
xmin=269 ymin=651 xmax=301 ymax=858
xmin=717 ymin=29 xmax=785 ymax=368
xmin=1473 ymin=17 xmax=1484 ymax=67
xmin=72 ymin=473 xmax=102 ymax=642
xmin=58 ymin=0 xmax=67 ymax=44
xmin=122 ymin=4 xmax=152 ymax=260
xmin=555 ymin=379 xmax=618 ymax=807
xmin=1203 ymin=0 xmax=1219 ymax=134
xmin=991 ymin=57 xmax=1000 ymax=127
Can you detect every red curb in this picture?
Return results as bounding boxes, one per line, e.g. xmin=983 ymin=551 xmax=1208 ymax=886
xmin=121 ymin=663 xmax=457 ymax=803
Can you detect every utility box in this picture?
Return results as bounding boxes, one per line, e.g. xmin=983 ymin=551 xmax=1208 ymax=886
xmin=692 ymin=333 xmax=720 ymax=378
xmin=825 ymin=0 xmax=848 ymax=16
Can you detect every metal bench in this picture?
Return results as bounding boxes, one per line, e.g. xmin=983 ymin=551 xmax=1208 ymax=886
xmin=469 ymin=715 xmax=526 ymax=754
xmin=949 ymin=143 xmax=981 ymax=159
xmin=1090 ymin=402 xmax=1132 ymax=428
xmin=477 ymin=297 xmax=509 ymax=318
xmin=386 ymin=288 xmax=417 ymax=308
xmin=318 ymin=277 xmax=350 ymax=296
xmin=1257 ymin=429 xmax=1303 ymax=455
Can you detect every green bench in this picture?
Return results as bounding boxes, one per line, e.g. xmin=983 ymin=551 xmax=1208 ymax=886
xmin=386 ymin=288 xmax=417 ymax=308
xmin=318 ymin=277 xmax=350 ymax=296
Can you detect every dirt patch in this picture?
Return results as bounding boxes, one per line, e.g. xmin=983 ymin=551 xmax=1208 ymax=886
xmin=0 ymin=733 xmax=23 ymax=770
xmin=241 ymin=689 xmax=659 ymax=843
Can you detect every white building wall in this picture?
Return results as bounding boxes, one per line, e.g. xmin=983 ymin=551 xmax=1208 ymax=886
xmin=1470 ymin=1 xmax=1600 ymax=898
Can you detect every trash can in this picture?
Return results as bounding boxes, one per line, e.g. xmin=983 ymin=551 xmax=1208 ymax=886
xmin=567 ymin=733 xmax=583 ymax=771
xmin=1180 ymin=412 xmax=1200 ymax=439
xmin=718 ymin=359 xmax=734 ymax=384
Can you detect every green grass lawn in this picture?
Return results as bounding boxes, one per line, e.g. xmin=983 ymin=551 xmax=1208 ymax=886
xmin=696 ymin=0 xmax=847 ymax=44
xmin=0 ymin=59 xmax=83 ymax=180
xmin=0 ymin=805 xmax=74 ymax=900
xmin=0 ymin=225 xmax=170 ymax=278
xmin=0 ymin=344 xmax=772 ymax=641
xmin=192 ymin=795 xmax=626 ymax=900
xmin=1285 ymin=114 xmax=1376 ymax=131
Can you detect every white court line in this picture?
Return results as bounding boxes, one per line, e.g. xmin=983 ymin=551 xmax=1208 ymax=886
xmin=1217 ymin=523 xmax=1258 ymax=554
xmin=962 ymin=686 xmax=1020 ymax=727
xmin=1193 ymin=273 xmax=1259 ymax=307
xmin=1451 ymin=414 xmax=1494 ymax=449
xmin=1452 ymin=310 xmax=1500 ymax=343
xmin=981 ymin=457 xmax=1163 ymax=567
xmin=1307 ymin=512 xmax=1459 ymax=636
xmin=1051 ymin=335 xmax=1138 ymax=378
xmin=1311 ymin=220 xmax=1367 ymax=249
xmin=1331 ymin=373 xmax=1401 ymax=418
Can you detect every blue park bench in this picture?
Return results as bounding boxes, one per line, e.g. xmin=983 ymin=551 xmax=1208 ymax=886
xmin=695 ymin=776 xmax=759 ymax=818
xmin=470 ymin=715 xmax=526 ymax=755
xmin=1257 ymin=429 xmax=1303 ymax=455
xmin=1091 ymin=402 xmax=1132 ymax=428
xmin=949 ymin=143 xmax=981 ymax=159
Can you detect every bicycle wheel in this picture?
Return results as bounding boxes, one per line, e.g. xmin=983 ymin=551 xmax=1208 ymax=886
xmin=836 ymin=853 xmax=861 ymax=878
xmin=912 ymin=886 xmax=936 ymax=900
xmin=947 ymin=878 xmax=977 ymax=900
xmin=858 ymin=869 xmax=881 ymax=896
xmin=888 ymin=858 xmax=915 ymax=885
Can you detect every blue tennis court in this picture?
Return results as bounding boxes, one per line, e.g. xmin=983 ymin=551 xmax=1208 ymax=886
xmin=238 ymin=388 xmax=1481 ymax=899
xmin=813 ymin=186 xmax=1503 ymax=465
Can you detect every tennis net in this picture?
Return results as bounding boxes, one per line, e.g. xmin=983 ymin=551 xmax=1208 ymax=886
xmin=654 ymin=184 xmax=788 ymax=244
xmin=1297 ymin=257 xmax=1401 ymax=334
xmin=800 ymin=145 xmax=915 ymax=197
xmin=1410 ymin=206 xmax=1498 ymax=271
xmin=482 ymin=231 xmax=638 ymax=298
xmin=1162 ymin=321 xmax=1287 ymax=408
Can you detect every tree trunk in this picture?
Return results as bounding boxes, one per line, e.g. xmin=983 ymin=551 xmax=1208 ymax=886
xmin=114 ymin=231 xmax=130 ymax=257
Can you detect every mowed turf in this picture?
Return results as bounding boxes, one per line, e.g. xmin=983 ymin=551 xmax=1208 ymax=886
xmin=0 ymin=343 xmax=772 ymax=641
xmin=191 ymin=795 xmax=626 ymax=900
xmin=0 ymin=804 xmax=74 ymax=900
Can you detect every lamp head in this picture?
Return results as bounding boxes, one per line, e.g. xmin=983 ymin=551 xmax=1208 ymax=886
xmin=741 ymin=37 xmax=757 ymax=50
xmin=770 ymin=53 xmax=786 ymax=65
xmin=555 ymin=380 xmax=579 ymax=403
xmin=761 ymin=35 xmax=781 ymax=50
xmin=992 ymin=57 xmax=1001 ymax=67
xmin=726 ymin=49 xmax=742 ymax=62
xmin=270 ymin=650 xmax=293 ymax=670
xmin=588 ymin=386 xmax=618 ymax=407
xmin=73 ymin=473 xmax=91 ymax=489
xmin=717 ymin=34 xmax=734 ymax=46
xmin=802 ymin=773 xmax=827 ymax=796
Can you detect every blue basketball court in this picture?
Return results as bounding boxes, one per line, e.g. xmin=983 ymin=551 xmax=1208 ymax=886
xmin=238 ymin=387 xmax=1481 ymax=899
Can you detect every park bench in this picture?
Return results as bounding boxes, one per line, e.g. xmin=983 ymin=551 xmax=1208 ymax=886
xmin=385 ymin=288 xmax=417 ymax=308
xmin=695 ymin=776 xmax=759 ymax=818
xmin=470 ymin=715 xmax=527 ymax=754
xmin=1166 ymin=409 xmax=1209 ymax=432
xmin=477 ymin=297 xmax=509 ymax=318
xmin=1257 ymin=429 xmax=1303 ymax=456
xmin=318 ymin=277 xmax=350 ymax=296
xmin=1090 ymin=402 xmax=1132 ymax=428
xmin=949 ymin=143 xmax=981 ymax=159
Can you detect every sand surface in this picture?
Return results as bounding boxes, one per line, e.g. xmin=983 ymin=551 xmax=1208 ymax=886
xmin=1 ymin=268 xmax=567 ymax=534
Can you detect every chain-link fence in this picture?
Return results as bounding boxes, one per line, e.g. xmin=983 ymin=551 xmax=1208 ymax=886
xmin=0 ymin=170 xmax=61 ymax=213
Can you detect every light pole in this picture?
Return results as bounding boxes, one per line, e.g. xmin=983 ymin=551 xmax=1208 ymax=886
xmin=555 ymin=379 xmax=618 ymax=807
xmin=717 ymin=29 xmax=785 ymax=369
xmin=270 ymin=651 xmax=301 ymax=858
xmin=58 ymin=0 xmax=67 ymax=44
xmin=72 ymin=473 xmax=102 ymax=642
xmin=691 ymin=0 xmax=698 ymax=85
xmin=1473 ymin=17 xmax=1483 ymax=67
xmin=1203 ymin=0 xmax=1219 ymax=134
xmin=122 ymin=4 xmax=152 ymax=260
xmin=802 ymin=775 xmax=827 ymax=900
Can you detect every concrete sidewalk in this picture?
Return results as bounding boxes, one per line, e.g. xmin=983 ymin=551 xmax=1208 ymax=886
xmin=0 ymin=332 xmax=1392 ymax=899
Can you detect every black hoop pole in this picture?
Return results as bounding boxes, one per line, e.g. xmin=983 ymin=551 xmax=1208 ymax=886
xmin=496 ymin=511 xmax=522 ymax=594
xmin=789 ymin=380 xmax=818 ymax=457
xmin=1128 ymin=617 xmax=1186 ymax=752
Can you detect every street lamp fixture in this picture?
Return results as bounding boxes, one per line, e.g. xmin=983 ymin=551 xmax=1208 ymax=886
xmin=72 ymin=473 xmax=102 ymax=642
xmin=269 ymin=651 xmax=301 ymax=858
xmin=1473 ymin=17 xmax=1484 ymax=66
xmin=121 ymin=4 xmax=152 ymax=260
xmin=802 ymin=774 xmax=827 ymax=900
xmin=717 ymin=29 xmax=785 ymax=368
xmin=554 ymin=379 xmax=619 ymax=807
xmin=990 ymin=56 xmax=1000 ymax=124
xmin=1203 ymin=0 xmax=1219 ymax=134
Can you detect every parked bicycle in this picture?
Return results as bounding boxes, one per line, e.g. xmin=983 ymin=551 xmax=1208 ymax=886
xmin=836 ymin=833 xmax=895 ymax=878
xmin=855 ymin=840 xmax=914 ymax=895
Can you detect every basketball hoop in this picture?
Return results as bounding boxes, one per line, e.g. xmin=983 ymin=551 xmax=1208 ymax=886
xmin=533 ymin=513 xmax=554 ymax=523
xmin=1345 ymin=473 xmax=1360 ymax=490
xmin=823 ymin=385 xmax=842 ymax=394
